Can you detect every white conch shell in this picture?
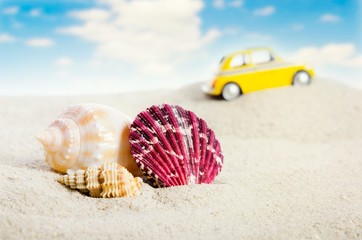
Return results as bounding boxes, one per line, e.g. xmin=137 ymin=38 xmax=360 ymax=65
xmin=37 ymin=103 xmax=141 ymax=176
xmin=58 ymin=162 xmax=143 ymax=198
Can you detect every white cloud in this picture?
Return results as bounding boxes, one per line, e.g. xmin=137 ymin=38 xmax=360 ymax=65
xmin=230 ymin=0 xmax=243 ymax=7
xmin=69 ymin=8 xmax=110 ymax=22
xmin=253 ymin=6 xmax=275 ymax=16
xmin=293 ymin=43 xmax=362 ymax=68
xmin=26 ymin=38 xmax=54 ymax=47
xmin=29 ymin=8 xmax=42 ymax=17
xmin=3 ymin=6 xmax=19 ymax=15
xmin=0 ymin=33 xmax=15 ymax=42
xmin=55 ymin=57 xmax=73 ymax=66
xmin=213 ymin=0 xmax=243 ymax=9
xmin=58 ymin=0 xmax=220 ymax=75
xmin=320 ymin=14 xmax=341 ymax=23
xmin=292 ymin=43 xmax=362 ymax=89
xmin=213 ymin=0 xmax=224 ymax=9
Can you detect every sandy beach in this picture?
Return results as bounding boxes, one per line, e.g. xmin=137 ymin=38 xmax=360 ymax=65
xmin=0 ymin=78 xmax=361 ymax=239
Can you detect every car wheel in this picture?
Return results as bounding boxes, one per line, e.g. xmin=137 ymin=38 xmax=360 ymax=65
xmin=293 ymin=71 xmax=311 ymax=86
xmin=221 ymin=83 xmax=241 ymax=101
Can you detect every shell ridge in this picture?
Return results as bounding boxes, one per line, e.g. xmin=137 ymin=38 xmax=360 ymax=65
xmin=52 ymin=118 xmax=80 ymax=172
xmin=133 ymin=143 xmax=171 ymax=186
xmin=162 ymin=105 xmax=188 ymax=185
xmin=131 ymin=115 xmax=178 ymax=186
xmin=118 ymin=166 xmax=138 ymax=197
xmin=86 ymin=167 xmax=101 ymax=197
xmin=75 ymin=170 xmax=87 ymax=191
xmin=178 ymin=108 xmax=195 ymax=184
xmin=175 ymin=106 xmax=195 ymax=184
xmin=198 ymin=120 xmax=208 ymax=182
xmin=189 ymin=111 xmax=201 ymax=184
xmin=117 ymin=168 xmax=126 ymax=197
xmin=78 ymin=111 xmax=110 ymax=169
xmin=131 ymin=118 xmax=177 ymax=186
xmin=204 ymin=139 xmax=222 ymax=184
xmin=169 ymin=106 xmax=190 ymax=184
xmin=203 ymin=130 xmax=223 ymax=183
xmin=150 ymin=105 xmax=185 ymax=186
xmin=202 ymin=129 xmax=215 ymax=183
xmin=213 ymin=140 xmax=224 ymax=171
xmin=205 ymin=144 xmax=223 ymax=184
xmin=144 ymin=106 xmax=184 ymax=186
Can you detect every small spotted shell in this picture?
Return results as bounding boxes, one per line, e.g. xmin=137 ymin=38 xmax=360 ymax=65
xmin=58 ymin=162 xmax=142 ymax=198
xmin=129 ymin=104 xmax=223 ymax=187
xmin=37 ymin=103 xmax=141 ymax=175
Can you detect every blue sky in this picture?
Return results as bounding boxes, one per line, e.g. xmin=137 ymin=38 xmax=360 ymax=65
xmin=0 ymin=0 xmax=361 ymax=95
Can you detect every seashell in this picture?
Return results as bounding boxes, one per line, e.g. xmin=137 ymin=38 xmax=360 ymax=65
xmin=58 ymin=162 xmax=143 ymax=198
xmin=37 ymin=103 xmax=141 ymax=176
xmin=129 ymin=104 xmax=223 ymax=187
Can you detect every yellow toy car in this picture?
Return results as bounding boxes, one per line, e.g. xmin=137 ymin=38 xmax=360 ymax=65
xmin=202 ymin=47 xmax=314 ymax=100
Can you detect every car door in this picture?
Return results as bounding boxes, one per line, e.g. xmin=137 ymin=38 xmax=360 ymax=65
xmin=225 ymin=53 xmax=255 ymax=93
xmin=263 ymin=50 xmax=296 ymax=87
xmin=249 ymin=50 xmax=276 ymax=91
xmin=273 ymin=65 xmax=301 ymax=86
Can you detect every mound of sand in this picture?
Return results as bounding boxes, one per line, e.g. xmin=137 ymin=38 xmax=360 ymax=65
xmin=0 ymin=79 xmax=361 ymax=239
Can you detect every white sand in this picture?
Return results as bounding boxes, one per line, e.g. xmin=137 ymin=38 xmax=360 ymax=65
xmin=0 ymin=79 xmax=361 ymax=239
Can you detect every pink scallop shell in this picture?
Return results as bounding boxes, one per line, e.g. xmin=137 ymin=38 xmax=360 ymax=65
xmin=129 ymin=104 xmax=223 ymax=187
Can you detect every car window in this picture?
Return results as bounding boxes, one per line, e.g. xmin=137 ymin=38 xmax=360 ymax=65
xmin=251 ymin=50 xmax=273 ymax=65
xmin=244 ymin=54 xmax=251 ymax=64
xmin=230 ymin=54 xmax=247 ymax=68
